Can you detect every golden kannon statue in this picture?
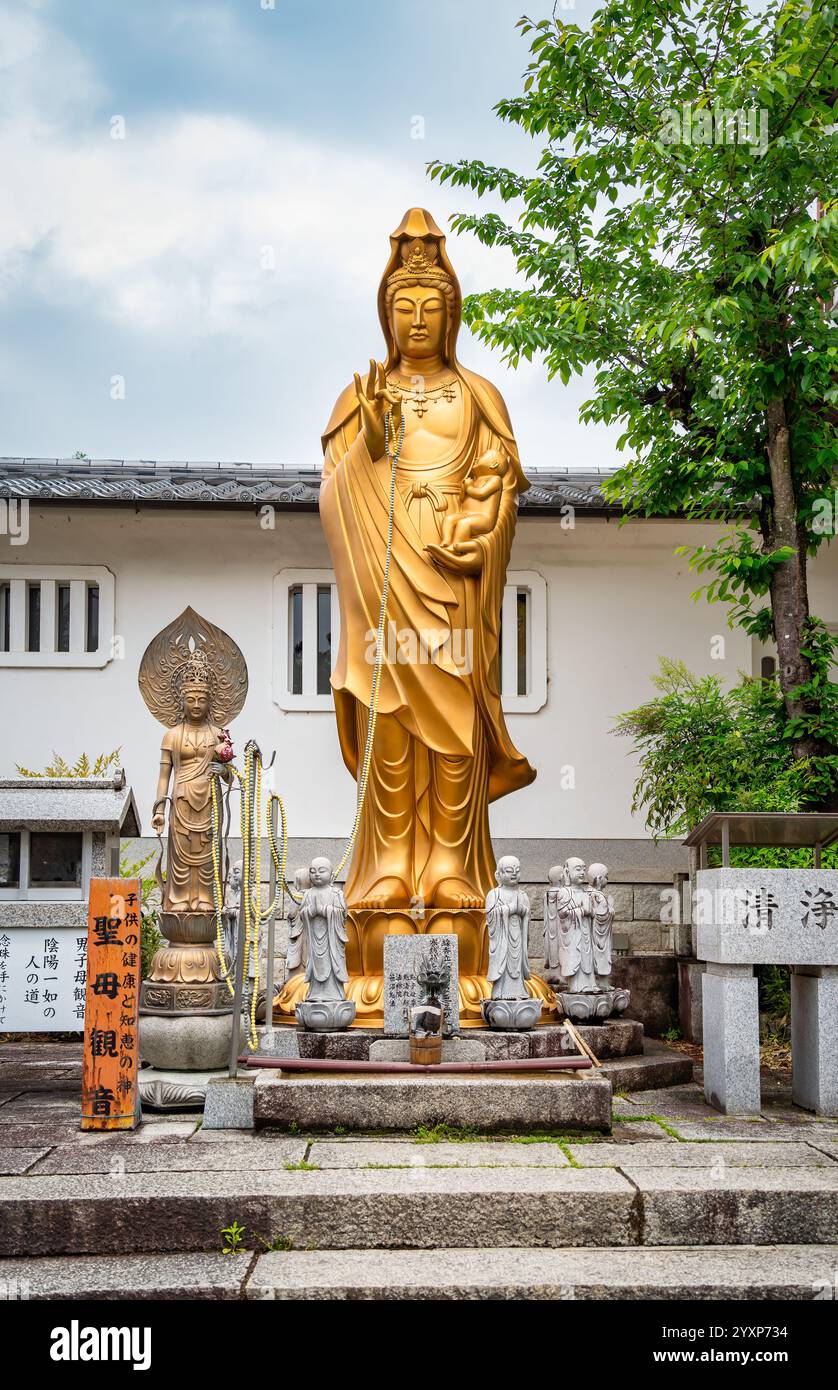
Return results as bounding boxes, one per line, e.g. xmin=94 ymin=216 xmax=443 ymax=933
xmin=138 ymin=607 xmax=247 ymax=1015
xmin=275 ymin=208 xmax=556 ymax=1026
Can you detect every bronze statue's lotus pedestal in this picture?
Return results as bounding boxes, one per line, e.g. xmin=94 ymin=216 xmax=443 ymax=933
xmin=137 ymin=607 xmax=248 ymax=1107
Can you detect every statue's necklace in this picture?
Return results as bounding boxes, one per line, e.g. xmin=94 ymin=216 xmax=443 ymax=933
xmin=386 ymin=374 xmax=458 ymax=418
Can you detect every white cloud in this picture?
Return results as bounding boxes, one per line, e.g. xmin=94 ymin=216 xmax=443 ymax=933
xmin=0 ymin=1 xmax=619 ymax=470
xmin=0 ymin=3 xmax=525 ymax=338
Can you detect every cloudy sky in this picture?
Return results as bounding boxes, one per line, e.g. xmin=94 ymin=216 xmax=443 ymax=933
xmin=0 ymin=0 xmax=620 ymax=471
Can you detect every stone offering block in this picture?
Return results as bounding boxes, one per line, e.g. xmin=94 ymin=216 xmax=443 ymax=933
xmin=383 ymin=934 xmax=459 ymax=1036
xmin=694 ymin=868 xmax=838 ymax=966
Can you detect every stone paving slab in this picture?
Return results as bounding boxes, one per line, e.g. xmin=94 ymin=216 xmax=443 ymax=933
xmin=30 ymin=1139 xmax=309 ymax=1175
xmin=0 ymin=1252 xmax=250 ymax=1299
xmin=671 ymin=1120 xmax=838 ymax=1142
xmin=0 ymin=1122 xmax=86 ymax=1148
xmin=0 ymin=1098 xmax=79 ymax=1116
xmin=308 ymin=1140 xmax=571 ymax=1168
xmin=0 ymin=1147 xmax=51 ymax=1176
xmin=0 ymin=1166 xmax=636 ymax=1257
xmin=622 ymin=1165 xmax=838 ymax=1245
xmin=568 ymin=1141 xmax=838 ymax=1168
xmin=614 ymin=1085 xmax=727 ymax=1118
xmin=807 ymin=1140 xmax=838 ymax=1162
xmin=0 ymin=1118 xmax=199 ymax=1147
xmin=610 ymin=1120 xmax=679 ymax=1141
xmin=247 ymin=1243 xmax=838 ymax=1300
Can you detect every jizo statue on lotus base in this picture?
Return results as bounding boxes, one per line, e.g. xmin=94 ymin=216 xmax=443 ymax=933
xmin=544 ymin=858 xmax=630 ymax=1022
xmin=273 ymin=208 xmax=557 ymax=1028
xmin=138 ymin=607 xmax=247 ymax=1017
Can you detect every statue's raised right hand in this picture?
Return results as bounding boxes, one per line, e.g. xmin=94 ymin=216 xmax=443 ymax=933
xmin=353 ymin=359 xmax=402 ymax=460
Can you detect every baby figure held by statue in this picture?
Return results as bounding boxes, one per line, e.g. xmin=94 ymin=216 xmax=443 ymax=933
xmin=439 ymin=447 xmax=509 ymax=554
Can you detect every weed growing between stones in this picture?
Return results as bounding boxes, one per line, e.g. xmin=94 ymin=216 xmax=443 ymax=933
xmin=258 ymin=1234 xmax=296 ymax=1252
xmin=284 ymin=1160 xmax=319 ymax=1171
xmin=221 ymin=1220 xmax=246 ymax=1254
xmin=412 ymin=1122 xmax=481 ymax=1143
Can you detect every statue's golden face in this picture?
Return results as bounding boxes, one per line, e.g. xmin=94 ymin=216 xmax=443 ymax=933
xmin=183 ymin=687 xmax=210 ymax=720
xmin=391 ymin=285 xmax=446 ymax=361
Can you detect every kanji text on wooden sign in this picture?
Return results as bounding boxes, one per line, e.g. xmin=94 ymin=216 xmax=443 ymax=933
xmin=81 ymin=878 xmax=141 ymax=1131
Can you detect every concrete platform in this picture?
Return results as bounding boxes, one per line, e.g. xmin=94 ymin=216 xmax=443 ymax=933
xmin=252 ymin=1071 xmax=614 ymax=1134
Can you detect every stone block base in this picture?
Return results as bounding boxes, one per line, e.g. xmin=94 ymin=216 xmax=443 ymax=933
xmin=702 ymin=965 xmax=761 ymax=1115
xmin=792 ymin=967 xmax=838 ymax=1117
xmin=254 ymin=1019 xmax=645 ymax=1065
xmin=203 ymin=1074 xmax=257 ymax=1130
xmin=253 ymin=1072 xmax=613 ymax=1134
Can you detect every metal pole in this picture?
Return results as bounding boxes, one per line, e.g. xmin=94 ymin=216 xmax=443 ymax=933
xmin=227 ymin=741 xmax=260 ymax=1078
xmin=260 ymin=794 xmax=279 ymax=1053
xmin=227 ymin=891 xmax=248 ymax=1078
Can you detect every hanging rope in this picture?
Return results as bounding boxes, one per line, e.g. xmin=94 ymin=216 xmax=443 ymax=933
xmin=210 ymin=406 xmax=405 ymax=1038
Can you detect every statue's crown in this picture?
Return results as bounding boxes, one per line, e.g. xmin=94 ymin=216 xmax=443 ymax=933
xmin=174 ymin=645 xmax=213 ymax=695
xmin=386 ymin=236 xmax=452 ymax=291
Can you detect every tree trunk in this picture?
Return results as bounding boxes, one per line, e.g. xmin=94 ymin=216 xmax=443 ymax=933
xmin=766 ymin=396 xmax=819 ymax=762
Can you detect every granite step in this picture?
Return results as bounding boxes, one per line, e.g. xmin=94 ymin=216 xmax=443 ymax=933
xmin=252 ymin=1071 xmax=613 ymax=1134
xmin=3 ymin=1244 xmax=836 ymax=1300
xmin=246 ymin=1243 xmax=838 ymax=1301
xmin=3 ymin=1164 xmax=838 ymax=1258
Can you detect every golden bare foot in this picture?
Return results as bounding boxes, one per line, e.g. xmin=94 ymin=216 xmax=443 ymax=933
xmin=427 ymin=879 xmax=484 ymax=910
xmin=351 ymin=876 xmax=413 ymax=911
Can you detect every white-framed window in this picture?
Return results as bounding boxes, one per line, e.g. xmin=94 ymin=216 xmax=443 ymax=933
xmin=0 ymin=829 xmax=92 ymax=902
xmin=500 ymin=570 xmax=548 ymax=714
xmin=272 ymin=566 xmax=548 ymax=715
xmin=0 ymin=565 xmax=115 ymax=668
xmin=272 ymin=570 xmax=340 ymax=712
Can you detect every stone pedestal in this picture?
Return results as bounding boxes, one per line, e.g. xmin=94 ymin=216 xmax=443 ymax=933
xmin=702 ymin=964 xmax=761 ymax=1115
xmin=792 ymin=967 xmax=838 ymax=1117
xmin=557 ymin=987 xmax=630 ymax=1021
xmin=140 ymin=1013 xmax=241 ymax=1071
xmin=139 ymin=1013 xmax=245 ymax=1110
xmin=138 ymin=1069 xmax=218 ymax=1110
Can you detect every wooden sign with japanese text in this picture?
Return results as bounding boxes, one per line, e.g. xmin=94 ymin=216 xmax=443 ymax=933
xmin=81 ymin=878 xmax=141 ymax=1131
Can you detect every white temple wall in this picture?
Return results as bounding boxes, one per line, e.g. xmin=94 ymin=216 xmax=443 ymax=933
xmin=4 ymin=504 xmax=838 ymax=847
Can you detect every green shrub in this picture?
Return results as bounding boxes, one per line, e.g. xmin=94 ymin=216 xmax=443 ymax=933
xmin=614 ymin=659 xmax=838 ymax=862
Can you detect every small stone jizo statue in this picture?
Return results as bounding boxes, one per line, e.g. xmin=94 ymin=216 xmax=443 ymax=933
xmin=482 ymin=855 xmax=542 ymax=1029
xmin=545 ymin=857 xmax=627 ymax=1020
xmin=287 ymin=857 xmax=356 ymax=1030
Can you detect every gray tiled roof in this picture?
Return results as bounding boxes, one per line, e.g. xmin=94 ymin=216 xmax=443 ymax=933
xmin=0 ymin=778 xmax=141 ymax=835
xmin=0 ymin=458 xmax=617 ymax=513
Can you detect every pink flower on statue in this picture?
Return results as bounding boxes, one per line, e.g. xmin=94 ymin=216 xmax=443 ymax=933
xmin=215 ymin=729 xmax=234 ymax=763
